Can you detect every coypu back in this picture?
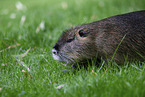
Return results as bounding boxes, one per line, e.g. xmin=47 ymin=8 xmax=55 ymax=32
xmin=52 ymin=10 xmax=145 ymax=65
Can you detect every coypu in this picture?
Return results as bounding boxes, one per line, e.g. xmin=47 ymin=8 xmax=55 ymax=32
xmin=52 ymin=10 xmax=145 ymax=65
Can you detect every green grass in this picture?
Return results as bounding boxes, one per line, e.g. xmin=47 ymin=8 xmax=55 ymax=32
xmin=0 ymin=0 xmax=145 ymax=97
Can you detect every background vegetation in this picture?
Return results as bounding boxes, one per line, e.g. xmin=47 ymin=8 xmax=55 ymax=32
xmin=0 ymin=0 xmax=145 ymax=97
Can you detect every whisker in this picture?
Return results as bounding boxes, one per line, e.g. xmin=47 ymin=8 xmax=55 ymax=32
xmin=59 ymin=52 xmax=75 ymax=63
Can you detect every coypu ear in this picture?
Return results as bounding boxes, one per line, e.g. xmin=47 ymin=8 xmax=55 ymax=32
xmin=78 ymin=29 xmax=88 ymax=37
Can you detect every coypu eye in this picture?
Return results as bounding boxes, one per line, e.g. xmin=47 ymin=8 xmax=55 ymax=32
xmin=66 ymin=38 xmax=74 ymax=43
xmin=78 ymin=29 xmax=88 ymax=37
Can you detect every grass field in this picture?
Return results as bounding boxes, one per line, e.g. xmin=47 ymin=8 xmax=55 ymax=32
xmin=0 ymin=0 xmax=145 ymax=97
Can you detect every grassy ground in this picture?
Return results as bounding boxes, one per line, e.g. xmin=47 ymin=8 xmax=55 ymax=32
xmin=0 ymin=0 xmax=145 ymax=97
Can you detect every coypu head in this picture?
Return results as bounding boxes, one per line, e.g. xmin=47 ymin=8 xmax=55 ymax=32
xmin=52 ymin=25 xmax=98 ymax=65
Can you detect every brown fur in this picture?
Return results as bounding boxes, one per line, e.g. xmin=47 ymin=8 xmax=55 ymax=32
xmin=52 ymin=11 xmax=145 ymax=65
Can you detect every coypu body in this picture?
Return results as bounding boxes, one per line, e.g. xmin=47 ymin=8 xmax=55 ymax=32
xmin=52 ymin=11 xmax=145 ymax=65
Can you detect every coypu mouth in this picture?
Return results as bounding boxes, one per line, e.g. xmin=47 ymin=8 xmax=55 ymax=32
xmin=52 ymin=48 xmax=75 ymax=64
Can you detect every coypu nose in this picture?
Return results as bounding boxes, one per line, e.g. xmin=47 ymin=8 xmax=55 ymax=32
xmin=52 ymin=49 xmax=58 ymax=55
xmin=53 ymin=44 xmax=59 ymax=51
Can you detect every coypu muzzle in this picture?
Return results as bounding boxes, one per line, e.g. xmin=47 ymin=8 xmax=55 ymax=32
xmin=52 ymin=44 xmax=62 ymax=61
